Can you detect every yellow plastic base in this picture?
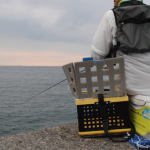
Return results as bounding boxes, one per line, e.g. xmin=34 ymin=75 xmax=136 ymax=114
xmin=76 ymin=96 xmax=129 ymax=105
xmin=129 ymin=104 xmax=150 ymax=139
xmin=79 ymin=128 xmax=131 ymax=136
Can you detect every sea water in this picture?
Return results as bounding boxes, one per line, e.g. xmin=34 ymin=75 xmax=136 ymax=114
xmin=0 ymin=66 xmax=77 ymax=138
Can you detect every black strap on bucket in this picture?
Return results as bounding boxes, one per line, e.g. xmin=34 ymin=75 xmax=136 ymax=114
xmin=98 ymin=94 xmax=135 ymax=142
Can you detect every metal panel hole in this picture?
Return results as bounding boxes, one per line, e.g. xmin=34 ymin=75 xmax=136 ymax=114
xmin=92 ymin=76 xmax=98 ymax=82
xmin=114 ymin=63 xmax=120 ymax=69
xmin=104 ymin=93 xmax=107 ymax=96
xmin=102 ymin=64 xmax=108 ymax=70
xmin=80 ymin=77 xmax=87 ymax=83
xmin=103 ymin=75 xmax=109 ymax=81
xmin=81 ymin=88 xmax=87 ymax=93
xmin=73 ymin=88 xmax=76 ymax=92
xmin=79 ymin=67 xmax=85 ymax=73
xmin=91 ymin=66 xmax=97 ymax=71
xmin=104 ymin=86 xmax=110 ymax=91
xmin=68 ymin=68 xmax=72 ymax=72
xmin=115 ymin=85 xmax=121 ymax=91
xmin=93 ymin=87 xmax=98 ymax=92
xmin=114 ymin=74 xmax=120 ymax=80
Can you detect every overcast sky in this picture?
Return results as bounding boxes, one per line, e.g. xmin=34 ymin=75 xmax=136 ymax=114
xmin=0 ymin=0 xmax=150 ymax=66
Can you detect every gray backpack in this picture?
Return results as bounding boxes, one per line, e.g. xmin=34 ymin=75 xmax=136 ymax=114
xmin=112 ymin=2 xmax=150 ymax=54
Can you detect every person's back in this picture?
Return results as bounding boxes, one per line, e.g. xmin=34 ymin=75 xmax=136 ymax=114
xmin=91 ymin=0 xmax=150 ymax=103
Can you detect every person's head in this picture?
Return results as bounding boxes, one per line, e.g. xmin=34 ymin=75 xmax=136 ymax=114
xmin=114 ymin=0 xmax=122 ymax=7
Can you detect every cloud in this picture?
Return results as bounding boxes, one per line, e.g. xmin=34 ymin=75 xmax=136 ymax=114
xmin=0 ymin=0 xmax=150 ymax=44
xmin=0 ymin=0 xmax=64 ymax=29
xmin=0 ymin=0 xmax=149 ymax=66
xmin=0 ymin=0 xmax=113 ymax=44
xmin=0 ymin=35 xmax=90 ymax=66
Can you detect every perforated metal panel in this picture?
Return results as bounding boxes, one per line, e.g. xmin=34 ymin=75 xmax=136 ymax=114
xmin=62 ymin=63 xmax=78 ymax=98
xmin=62 ymin=57 xmax=126 ymax=99
xmin=74 ymin=60 xmax=96 ymax=99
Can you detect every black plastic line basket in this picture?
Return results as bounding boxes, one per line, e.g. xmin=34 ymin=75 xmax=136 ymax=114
xmin=77 ymin=101 xmax=130 ymax=134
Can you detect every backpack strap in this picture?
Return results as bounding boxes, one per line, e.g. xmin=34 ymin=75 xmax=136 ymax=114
xmin=106 ymin=45 xmax=117 ymax=58
xmin=130 ymin=0 xmax=138 ymax=4
xmin=117 ymin=1 xmax=144 ymax=7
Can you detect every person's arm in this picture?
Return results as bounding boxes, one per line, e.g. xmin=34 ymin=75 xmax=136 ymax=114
xmin=91 ymin=50 xmax=105 ymax=60
xmin=91 ymin=11 xmax=114 ymax=60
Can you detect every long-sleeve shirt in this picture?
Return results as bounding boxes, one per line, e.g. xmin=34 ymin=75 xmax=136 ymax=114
xmin=91 ymin=10 xmax=150 ymax=104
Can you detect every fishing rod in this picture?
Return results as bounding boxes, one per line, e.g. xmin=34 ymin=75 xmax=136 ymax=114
xmin=21 ymin=78 xmax=67 ymax=105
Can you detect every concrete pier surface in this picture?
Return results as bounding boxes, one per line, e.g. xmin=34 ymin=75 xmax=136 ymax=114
xmin=0 ymin=122 xmax=137 ymax=150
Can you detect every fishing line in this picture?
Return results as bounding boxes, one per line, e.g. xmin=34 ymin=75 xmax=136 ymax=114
xmin=6 ymin=78 xmax=68 ymax=136
xmin=21 ymin=78 xmax=67 ymax=105
xmin=22 ymin=69 xmax=86 ymax=105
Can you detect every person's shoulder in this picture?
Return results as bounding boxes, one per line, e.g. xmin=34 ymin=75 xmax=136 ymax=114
xmin=103 ymin=10 xmax=114 ymax=20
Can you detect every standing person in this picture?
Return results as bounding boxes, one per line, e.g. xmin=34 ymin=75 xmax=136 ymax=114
xmin=91 ymin=0 xmax=150 ymax=103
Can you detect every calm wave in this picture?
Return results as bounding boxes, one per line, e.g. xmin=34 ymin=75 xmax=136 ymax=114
xmin=0 ymin=66 xmax=77 ymax=137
